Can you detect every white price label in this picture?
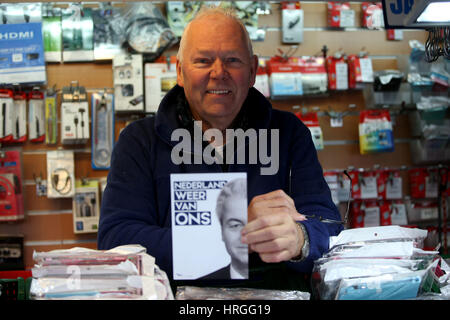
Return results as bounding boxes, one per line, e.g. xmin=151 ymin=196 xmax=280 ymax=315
xmin=425 ymin=176 xmax=438 ymax=198
xmin=364 ymin=206 xmax=380 ymax=227
xmin=335 ymin=62 xmax=348 ymax=90
xmin=361 ymin=176 xmax=378 ymax=199
xmin=330 ymin=117 xmax=343 ymax=127
xmin=359 ymin=58 xmax=374 ymax=83
xmin=391 ymin=203 xmax=408 ymax=225
xmin=386 ymin=177 xmax=402 ymax=199
xmin=420 ymin=207 xmax=438 ymax=221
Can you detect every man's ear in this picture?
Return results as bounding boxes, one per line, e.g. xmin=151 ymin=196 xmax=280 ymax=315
xmin=176 ymin=59 xmax=184 ymax=87
xmin=249 ymin=55 xmax=259 ymax=88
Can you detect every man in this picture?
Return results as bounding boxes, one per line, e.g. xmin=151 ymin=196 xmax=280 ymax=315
xmin=200 ymin=178 xmax=248 ymax=280
xmin=98 ymin=7 xmax=343 ymax=290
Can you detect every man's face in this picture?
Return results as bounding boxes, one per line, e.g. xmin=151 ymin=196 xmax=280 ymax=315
xmin=221 ymin=197 xmax=248 ymax=265
xmin=176 ymin=14 xmax=258 ymax=129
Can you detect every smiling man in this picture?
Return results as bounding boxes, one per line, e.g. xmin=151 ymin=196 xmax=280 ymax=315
xmin=98 ymin=6 xmax=343 ymax=292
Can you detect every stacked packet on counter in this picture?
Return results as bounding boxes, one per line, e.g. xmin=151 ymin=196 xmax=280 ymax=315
xmin=30 ymin=245 xmax=174 ymax=300
xmin=311 ymin=226 xmax=450 ymax=300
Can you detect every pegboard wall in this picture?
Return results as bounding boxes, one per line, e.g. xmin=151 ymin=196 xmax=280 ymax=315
xmin=1 ymin=1 xmax=445 ymax=269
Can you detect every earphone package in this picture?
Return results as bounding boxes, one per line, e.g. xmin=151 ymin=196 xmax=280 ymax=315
xmin=72 ymin=179 xmax=100 ymax=234
xmin=91 ymin=92 xmax=114 ymax=169
xmin=113 ymin=53 xmax=144 ymax=112
xmin=46 ymin=150 xmax=75 ymax=198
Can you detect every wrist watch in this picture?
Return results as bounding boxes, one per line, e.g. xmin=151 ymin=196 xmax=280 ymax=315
xmin=289 ymin=222 xmax=310 ymax=262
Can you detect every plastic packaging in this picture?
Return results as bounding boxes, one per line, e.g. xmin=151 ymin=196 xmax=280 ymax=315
xmin=176 ymin=286 xmax=310 ymax=300
xmin=30 ymin=245 xmax=174 ymax=300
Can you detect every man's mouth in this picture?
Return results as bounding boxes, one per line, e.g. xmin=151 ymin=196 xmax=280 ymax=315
xmin=206 ymin=90 xmax=231 ymax=95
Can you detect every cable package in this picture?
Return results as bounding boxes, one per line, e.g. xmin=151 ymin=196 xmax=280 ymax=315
xmin=91 ymin=91 xmax=114 ymax=169
xmin=46 ymin=150 xmax=75 ymax=198
xmin=73 ymin=179 xmax=100 ymax=234
xmin=61 ymin=82 xmax=89 ymax=144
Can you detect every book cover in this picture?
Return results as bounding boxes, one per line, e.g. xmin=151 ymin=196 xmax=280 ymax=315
xmin=171 ymin=172 xmax=248 ymax=280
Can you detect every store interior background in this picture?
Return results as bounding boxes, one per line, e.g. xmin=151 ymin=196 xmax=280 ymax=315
xmin=0 ymin=1 xmax=448 ymax=270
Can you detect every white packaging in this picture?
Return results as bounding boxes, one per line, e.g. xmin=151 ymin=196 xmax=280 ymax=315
xmin=113 ymin=54 xmax=144 ymax=112
xmin=28 ymin=98 xmax=45 ymax=141
xmin=144 ymin=61 xmax=177 ymax=113
xmin=282 ymin=7 xmax=303 ymax=43
xmin=0 ymin=97 xmax=14 ymax=140
xmin=47 ymin=150 xmax=75 ymax=198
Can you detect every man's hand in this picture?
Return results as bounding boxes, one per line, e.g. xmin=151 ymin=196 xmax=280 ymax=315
xmin=241 ymin=190 xmax=307 ymax=263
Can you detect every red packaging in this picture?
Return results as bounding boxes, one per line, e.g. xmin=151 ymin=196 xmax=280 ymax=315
xmin=347 ymin=54 xmax=373 ymax=89
xmin=361 ymin=2 xmax=383 ymax=28
xmin=0 ymin=89 xmax=14 ymax=143
xmin=327 ymin=2 xmax=354 ymax=28
xmin=379 ymin=200 xmax=392 ymax=226
xmin=409 ymin=168 xmax=439 ymax=199
xmin=0 ymin=150 xmax=24 ymax=221
xmin=28 ymin=89 xmax=45 ymax=143
xmin=326 ymin=54 xmax=348 ymax=90
xmin=386 ymin=29 xmax=404 ymax=40
xmin=350 ymin=201 xmax=364 ymax=228
xmin=11 ymin=91 xmax=28 ymax=144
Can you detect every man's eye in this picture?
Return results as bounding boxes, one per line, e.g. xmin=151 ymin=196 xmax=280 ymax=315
xmin=194 ymin=58 xmax=210 ymax=64
xmin=227 ymin=57 xmax=241 ymax=63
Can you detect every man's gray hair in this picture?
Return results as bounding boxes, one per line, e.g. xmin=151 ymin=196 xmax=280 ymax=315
xmin=176 ymin=5 xmax=254 ymax=63
xmin=215 ymin=178 xmax=247 ymax=225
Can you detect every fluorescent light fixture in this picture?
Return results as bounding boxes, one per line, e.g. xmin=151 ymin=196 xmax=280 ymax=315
xmin=417 ymin=2 xmax=450 ymax=23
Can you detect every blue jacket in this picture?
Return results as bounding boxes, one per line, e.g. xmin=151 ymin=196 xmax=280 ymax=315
xmin=98 ymin=85 xmax=343 ymax=281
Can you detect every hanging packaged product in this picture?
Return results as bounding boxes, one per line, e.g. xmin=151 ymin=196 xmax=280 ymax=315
xmin=113 ymin=53 xmax=144 ymax=112
xmin=327 ymin=2 xmax=355 ymax=28
xmin=358 ymin=109 xmax=394 ymax=155
xmin=73 ymin=179 xmax=100 ymax=234
xmin=363 ymin=201 xmax=381 ymax=228
xmin=0 ymin=3 xmax=42 ymax=24
xmin=361 ymin=2 xmax=384 ymax=29
xmin=11 ymin=89 xmax=27 ymax=143
xmin=359 ymin=170 xmax=379 ymax=199
xmin=350 ymin=201 xmax=380 ymax=228
xmin=0 ymin=149 xmax=24 ymax=221
xmin=144 ymin=56 xmax=177 ymax=113
xmin=0 ymin=89 xmax=14 ymax=143
xmin=28 ymin=87 xmax=45 ymax=143
xmin=254 ymin=60 xmax=270 ymax=98
xmin=42 ymin=4 xmax=62 ymax=63
xmin=0 ymin=22 xmax=46 ymax=85
xmin=390 ymin=200 xmax=408 ymax=226
xmin=409 ymin=167 xmax=439 ymax=199
xmin=267 ymin=56 xmax=303 ymax=99
xmin=61 ymin=82 xmax=89 ymax=144
xmin=378 ymin=169 xmax=403 ymax=200
xmin=323 ymin=171 xmax=340 ymax=205
xmin=347 ymin=53 xmax=374 ymax=89
xmin=337 ymin=170 xmax=352 ymax=202
xmin=166 ymin=1 xmax=196 ymax=37
xmin=408 ymin=200 xmax=439 ymax=223
xmin=61 ymin=4 xmax=94 ymax=62
xmin=347 ymin=170 xmax=362 ymax=200
xmin=379 ymin=200 xmax=392 ymax=226
xmin=233 ymin=1 xmax=265 ymax=41
xmin=47 ymin=150 xmax=75 ymax=198
xmin=44 ymin=86 xmax=57 ymax=145
xmin=297 ymin=56 xmax=328 ymax=95
xmin=386 ymin=29 xmax=404 ymax=41
xmin=92 ymin=91 xmax=114 ymax=170
xmin=281 ymin=2 xmax=303 ymax=44
xmin=296 ymin=110 xmax=324 ymax=150
xmin=92 ymin=3 xmax=122 ymax=61
xmin=326 ymin=53 xmax=348 ymax=91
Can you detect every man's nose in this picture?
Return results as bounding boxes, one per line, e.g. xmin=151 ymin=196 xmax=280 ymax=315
xmin=210 ymin=60 xmax=228 ymax=80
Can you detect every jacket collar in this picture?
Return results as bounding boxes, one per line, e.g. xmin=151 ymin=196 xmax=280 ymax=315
xmin=155 ymin=84 xmax=273 ymax=146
